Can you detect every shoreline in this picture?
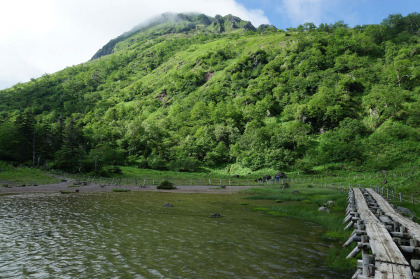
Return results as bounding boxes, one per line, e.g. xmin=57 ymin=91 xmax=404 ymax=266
xmin=0 ymin=181 xmax=263 ymax=195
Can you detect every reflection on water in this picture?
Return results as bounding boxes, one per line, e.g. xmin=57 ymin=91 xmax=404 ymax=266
xmin=0 ymin=192 xmax=348 ymax=278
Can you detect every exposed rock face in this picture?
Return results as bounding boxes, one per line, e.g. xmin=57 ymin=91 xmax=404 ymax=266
xmin=204 ymin=72 xmax=215 ymax=82
xmin=92 ymin=13 xmax=257 ymax=60
xmin=257 ymin=24 xmax=277 ymax=32
xmin=243 ymin=21 xmax=257 ymax=31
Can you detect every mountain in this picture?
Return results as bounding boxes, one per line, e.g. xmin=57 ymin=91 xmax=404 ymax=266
xmin=0 ymin=13 xmax=419 ymax=174
xmin=91 ymin=13 xmax=258 ymax=60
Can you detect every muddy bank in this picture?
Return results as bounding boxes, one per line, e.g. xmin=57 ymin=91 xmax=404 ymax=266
xmin=0 ymin=181 xmax=262 ymax=194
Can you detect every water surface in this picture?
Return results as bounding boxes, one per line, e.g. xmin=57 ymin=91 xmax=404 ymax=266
xmin=0 ymin=192 xmax=348 ymax=278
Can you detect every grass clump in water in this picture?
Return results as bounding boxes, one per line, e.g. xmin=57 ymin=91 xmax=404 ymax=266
xmin=60 ymin=190 xmax=73 ymax=194
xmin=245 ymin=183 xmax=353 ymax=272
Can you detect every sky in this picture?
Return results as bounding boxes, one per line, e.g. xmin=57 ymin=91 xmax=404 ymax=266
xmin=0 ymin=0 xmax=418 ymax=90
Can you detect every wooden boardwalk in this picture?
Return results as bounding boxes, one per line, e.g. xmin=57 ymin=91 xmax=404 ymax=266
xmin=366 ymin=188 xmax=420 ymax=244
xmin=345 ymin=188 xmax=420 ymax=279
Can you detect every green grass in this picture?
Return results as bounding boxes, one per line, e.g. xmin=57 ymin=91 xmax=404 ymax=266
xmin=64 ymin=165 xmax=276 ymax=187
xmin=0 ymin=162 xmax=60 ymax=185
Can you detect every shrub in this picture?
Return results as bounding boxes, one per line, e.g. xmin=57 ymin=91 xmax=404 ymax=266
xmin=157 ymin=180 xmax=176 ymax=189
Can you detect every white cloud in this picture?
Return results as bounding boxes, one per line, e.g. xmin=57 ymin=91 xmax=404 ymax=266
xmin=0 ymin=0 xmax=269 ymax=90
xmin=277 ymin=0 xmax=325 ymax=26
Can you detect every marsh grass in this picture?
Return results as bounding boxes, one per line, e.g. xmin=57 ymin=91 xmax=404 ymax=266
xmin=60 ymin=190 xmax=73 ymax=194
xmin=245 ymin=183 xmax=355 ymax=272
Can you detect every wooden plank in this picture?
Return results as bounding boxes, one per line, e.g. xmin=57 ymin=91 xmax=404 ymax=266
xmin=375 ymin=262 xmax=413 ymax=279
xmin=366 ymin=188 xmax=420 ymax=243
xmin=353 ymin=188 xmax=410 ymax=267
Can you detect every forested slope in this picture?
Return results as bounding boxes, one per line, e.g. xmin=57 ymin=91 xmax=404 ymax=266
xmin=0 ymin=13 xmax=418 ymax=174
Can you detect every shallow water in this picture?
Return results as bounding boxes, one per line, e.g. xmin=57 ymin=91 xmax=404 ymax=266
xmin=0 ymin=192 xmax=348 ymax=278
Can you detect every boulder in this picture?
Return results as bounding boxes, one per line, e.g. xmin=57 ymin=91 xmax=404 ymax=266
xmin=326 ymin=201 xmax=336 ymax=207
xmin=396 ymin=206 xmax=412 ymax=217
xmin=164 ymin=203 xmax=173 ymax=208
xmin=318 ymin=207 xmax=330 ymax=214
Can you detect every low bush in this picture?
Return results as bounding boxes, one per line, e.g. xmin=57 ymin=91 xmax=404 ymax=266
xmin=157 ymin=180 xmax=176 ymax=189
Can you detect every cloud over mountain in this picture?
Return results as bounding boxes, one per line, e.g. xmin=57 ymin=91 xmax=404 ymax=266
xmin=0 ymin=0 xmax=269 ymax=89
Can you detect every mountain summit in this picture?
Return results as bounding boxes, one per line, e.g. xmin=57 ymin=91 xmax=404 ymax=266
xmin=91 ymin=13 xmax=260 ymax=60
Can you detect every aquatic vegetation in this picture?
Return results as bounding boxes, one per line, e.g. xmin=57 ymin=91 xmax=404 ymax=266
xmin=112 ymin=189 xmax=131 ymax=192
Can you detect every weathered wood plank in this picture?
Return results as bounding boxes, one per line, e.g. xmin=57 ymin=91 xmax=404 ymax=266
xmin=366 ymin=188 xmax=420 ymax=243
xmin=375 ymin=262 xmax=412 ymax=279
xmin=353 ymin=188 xmax=410 ymax=266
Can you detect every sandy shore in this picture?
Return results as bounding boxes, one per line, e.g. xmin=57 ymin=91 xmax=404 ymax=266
xmin=0 ymin=180 xmax=263 ymax=195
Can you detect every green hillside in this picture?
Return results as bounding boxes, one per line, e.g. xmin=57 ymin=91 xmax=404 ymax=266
xmin=0 ymin=13 xmax=419 ymax=174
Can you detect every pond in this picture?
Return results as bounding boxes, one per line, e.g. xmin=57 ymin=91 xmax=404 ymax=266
xmin=0 ymin=192 xmax=349 ymax=278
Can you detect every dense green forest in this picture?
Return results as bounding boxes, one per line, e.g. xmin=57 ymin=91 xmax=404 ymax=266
xmin=0 ymin=13 xmax=419 ymax=175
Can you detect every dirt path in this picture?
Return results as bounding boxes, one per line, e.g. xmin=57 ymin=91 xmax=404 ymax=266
xmin=0 ymin=181 xmax=263 ymax=195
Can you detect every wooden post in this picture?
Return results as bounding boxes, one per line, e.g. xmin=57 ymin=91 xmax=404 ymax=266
xmin=361 ymin=235 xmax=370 ymax=277
xmin=144 ymin=179 xmax=146 ymax=186
xmin=387 ymin=188 xmax=389 ymax=200
xmin=399 ymin=192 xmax=402 ymax=202
xmin=209 ymin=179 xmax=211 ymax=186
xmin=153 ymin=179 xmax=154 ymax=185
xmin=220 ymin=179 xmax=221 ymax=186
xmin=392 ymin=190 xmax=395 ymax=200
xmin=229 ymin=179 xmax=231 ymax=186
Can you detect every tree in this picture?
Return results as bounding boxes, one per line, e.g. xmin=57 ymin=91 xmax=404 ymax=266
xmin=53 ymin=118 xmax=86 ymax=172
xmin=363 ymin=84 xmax=408 ymax=128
